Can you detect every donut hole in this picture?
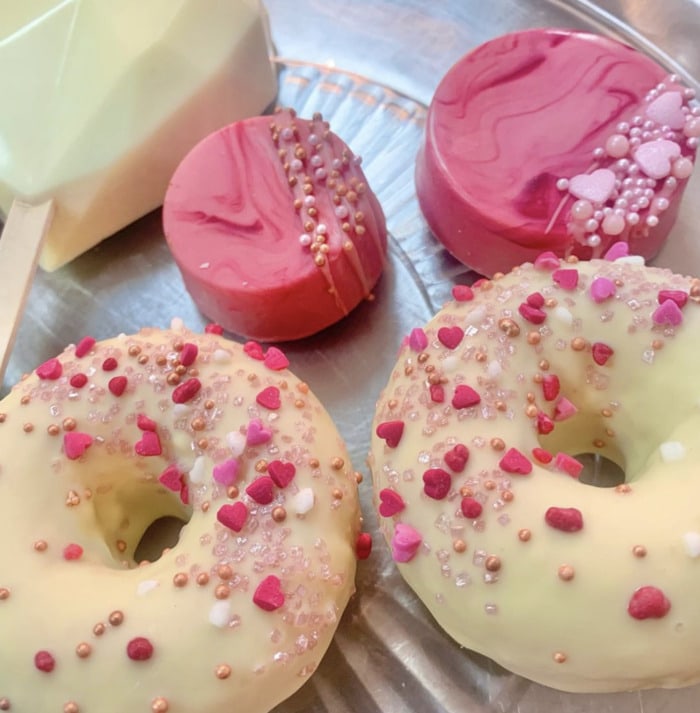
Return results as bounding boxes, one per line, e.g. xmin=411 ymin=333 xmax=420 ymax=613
xmin=538 ymin=412 xmax=627 ymax=488
xmin=134 ymin=516 xmax=190 ymax=563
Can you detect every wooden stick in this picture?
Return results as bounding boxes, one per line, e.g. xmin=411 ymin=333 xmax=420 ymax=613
xmin=0 ymin=199 xmax=55 ymax=384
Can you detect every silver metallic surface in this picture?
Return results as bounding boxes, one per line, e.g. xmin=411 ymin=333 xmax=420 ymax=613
xmin=3 ymin=1 xmax=700 ymax=711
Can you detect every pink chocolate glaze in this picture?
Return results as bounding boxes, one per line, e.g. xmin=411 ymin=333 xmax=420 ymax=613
xmin=416 ymin=28 xmax=697 ymax=277
xmin=163 ymin=108 xmax=387 ymax=341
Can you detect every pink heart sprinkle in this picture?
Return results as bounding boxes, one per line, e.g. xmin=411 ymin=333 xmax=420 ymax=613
xmin=408 ymin=327 xmax=428 ymax=351
xmin=652 ymin=299 xmax=683 ymax=326
xmin=526 ymin=292 xmax=545 ymax=308
xmin=63 ymin=543 xmax=83 ymax=561
xmin=460 ymin=496 xmax=483 ymax=519
xmin=108 ymin=376 xmax=127 ymax=397
xmin=36 ymin=358 xmax=62 ymax=380
xmin=518 ymin=302 xmax=546 ymax=324
xmin=253 ymin=575 xmax=285 ymax=611
xmin=552 ymin=268 xmax=579 ymax=290
xmin=603 ymin=241 xmax=629 ymax=261
xmin=243 ymin=341 xmax=265 ymax=360
xmin=635 ymin=139 xmax=681 ymax=180
xmin=451 ymin=384 xmax=481 ymax=409
xmin=590 ymin=277 xmax=617 ymax=303
xmin=499 ymin=448 xmax=532 ymax=475
xmin=452 ymin=285 xmax=474 ymax=301
xmin=375 ymin=420 xmax=405 ymax=448
xmin=554 ymin=396 xmax=578 ymax=421
xmin=534 ymin=251 xmax=560 ymax=270
xmin=263 ymin=347 xmax=289 ymax=371
xmin=430 ymin=384 xmax=445 ymax=403
xmin=554 ymin=453 xmax=584 ymax=478
xmin=137 ymin=413 xmax=157 ymax=431
xmin=246 ymin=476 xmax=275 ymax=504
xmin=179 ymin=342 xmax=198 ymax=367
xmin=568 ymin=168 xmax=616 ymax=204
xmin=646 ymin=91 xmax=685 ymax=130
xmin=355 ymin=532 xmax=373 ymax=560
xmin=592 ymin=342 xmax=614 ymax=366
xmin=537 ymin=411 xmax=554 ymax=435
xmin=437 ymin=325 xmax=464 ymax=350
xmin=217 ymin=501 xmax=248 ymax=532
xmin=391 ymin=523 xmax=422 ymax=563
xmin=532 ymin=447 xmax=553 ymax=464
xmin=256 ymin=386 xmax=281 ymax=410
xmin=423 ymin=468 xmax=452 ymax=500
xmin=64 ymin=432 xmax=93 ymax=460
xmin=205 ymin=323 xmax=224 ymax=335
xmin=658 ymin=289 xmax=688 ymax=309
xmin=213 ymin=459 xmax=240 ymax=486
xmin=378 ymin=488 xmax=405 ymax=517
xmin=545 ymin=506 xmax=583 ymax=532
xmin=74 ymin=336 xmax=96 ymax=358
xmin=444 ymin=443 xmax=469 ymax=473
xmin=135 ymin=431 xmax=162 ymax=456
xmin=172 ymin=377 xmax=202 ymax=404
xmin=159 ymin=464 xmax=183 ymax=492
xmin=628 ymin=585 xmax=671 ymax=620
xmin=246 ymin=418 xmax=272 ymax=445
xmin=267 ymin=460 xmax=296 ymax=488
xmin=542 ymin=374 xmax=560 ymax=401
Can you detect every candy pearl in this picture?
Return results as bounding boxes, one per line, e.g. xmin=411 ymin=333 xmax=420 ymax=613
xmin=653 ymin=197 xmax=670 ymax=212
xmin=630 ymin=127 xmax=642 ymax=138
xmin=615 ymin=157 xmax=630 ymax=172
xmin=571 ymin=199 xmax=593 ymax=220
xmin=298 ymin=234 xmax=312 ymax=247
xmin=602 ymin=213 xmax=625 ymax=236
xmin=629 ymin=137 xmax=641 ymax=149
xmin=685 ymin=118 xmax=700 ymax=138
xmin=308 ymin=132 xmax=320 ymax=145
xmin=290 ymin=158 xmax=303 ymax=172
xmin=280 ymin=127 xmax=294 ymax=142
xmin=685 ymin=88 xmax=696 ymax=100
xmin=303 ymin=195 xmax=315 ymax=207
xmin=316 ymin=223 xmax=327 ymax=235
xmin=606 ymin=134 xmax=630 ymax=158
xmin=310 ymin=155 xmax=323 ymax=168
xmin=592 ymin=147 xmax=605 ymax=159
xmin=627 ymin=212 xmax=640 ymax=225
xmin=314 ymin=167 xmax=327 ymax=180
xmin=673 ymin=157 xmax=694 ymax=180
xmin=688 ymin=137 xmax=699 ymax=150
xmin=615 ymin=198 xmax=628 ymax=210
xmin=646 ymin=215 xmax=660 ymax=227
xmin=585 ymin=219 xmax=599 ymax=233
xmin=665 ymin=176 xmax=679 ymax=190
xmin=632 ymin=115 xmax=644 ymax=126
xmin=617 ymin=121 xmax=630 ymax=134
xmin=556 ymin=178 xmax=569 ymax=191
xmin=638 ymin=197 xmax=650 ymax=210
xmin=587 ymin=234 xmax=601 ymax=247
xmin=331 ymin=158 xmax=343 ymax=170
xmin=593 ymin=210 xmax=604 ymax=222
xmin=335 ymin=205 xmax=349 ymax=219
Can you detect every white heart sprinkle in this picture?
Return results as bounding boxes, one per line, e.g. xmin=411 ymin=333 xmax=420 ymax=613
xmin=614 ymin=255 xmax=645 ymax=266
xmin=635 ymin=139 xmax=681 ymax=180
xmin=213 ymin=349 xmax=232 ymax=364
xmin=137 ymin=580 xmax=159 ymax=596
xmin=683 ymin=532 xmax=700 ymax=558
xmin=568 ymin=169 xmax=616 ymax=204
xmin=292 ymin=488 xmax=315 ymax=515
xmin=189 ymin=455 xmax=207 ymax=484
xmin=209 ymin=601 xmax=231 ymax=627
xmin=442 ymin=355 xmax=459 ymax=373
xmin=465 ymin=306 xmax=487 ymax=327
xmin=646 ymin=91 xmax=685 ymax=130
xmin=487 ymin=360 xmax=502 ymax=379
xmin=553 ymin=306 xmax=574 ymax=325
xmin=226 ymin=431 xmax=246 ymax=457
xmin=659 ymin=441 xmax=686 ymax=462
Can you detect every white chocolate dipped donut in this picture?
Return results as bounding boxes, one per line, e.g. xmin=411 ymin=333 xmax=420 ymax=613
xmin=0 ymin=324 xmax=368 ymax=713
xmin=370 ymin=247 xmax=700 ymax=692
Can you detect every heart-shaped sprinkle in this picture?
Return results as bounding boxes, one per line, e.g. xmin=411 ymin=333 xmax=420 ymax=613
xmin=217 ymin=502 xmax=248 ymax=532
xmin=246 ymin=476 xmax=275 ymax=504
xmin=355 ymin=532 xmax=373 ymax=560
xmin=292 ymin=487 xmax=315 ymax=515
xmin=499 ymin=448 xmax=532 ymax=475
xmin=537 ymin=411 xmax=554 ymax=435
xmin=36 ymin=358 xmax=62 ymax=380
xmin=451 ymin=384 xmax=481 ymax=409
xmin=179 ymin=342 xmax=198 ymax=367
xmin=603 ymin=241 xmax=629 ymax=261
xmin=545 ymin=506 xmax=583 ymax=532
xmin=172 ymin=377 xmax=201 ymax=404
xmin=263 ymin=347 xmax=289 ymax=371
xmin=246 ymin=418 xmax=272 ymax=445
xmin=108 ymin=376 xmax=127 ymax=397
xmin=590 ymin=277 xmax=616 ymax=303
xmin=135 ymin=431 xmax=162 ymax=456
xmin=375 ymin=420 xmax=404 ymax=448
xmin=205 ymin=323 xmax=224 ymax=335
xmin=74 ymin=336 xmax=96 ymax=358
xmin=532 ymin=447 xmax=553 ymax=464
xmin=552 ymin=268 xmax=579 ymax=290
xmin=159 ymin=464 xmax=183 ymax=491
xmin=70 ymin=373 xmax=88 ymax=388
xmin=408 ymin=327 xmax=428 ymax=351
xmin=635 ymin=139 xmax=681 ymax=180
xmin=518 ymin=303 xmax=546 ymax=324
xmin=542 ymin=374 xmax=560 ymax=401
xmin=444 ymin=443 xmax=469 ymax=473
xmin=243 ymin=341 xmax=265 ymax=360
xmin=391 ymin=523 xmax=422 ymax=563
xmin=646 ymin=91 xmax=685 ymax=130
xmin=213 ymin=459 xmax=240 ymax=486
xmin=126 ymin=637 xmax=154 ymax=661
xmin=592 ymin=342 xmax=614 ymax=366
xmin=267 ymin=460 xmax=296 ymax=488
xmin=658 ymin=289 xmax=688 ymax=309
xmin=452 ymin=285 xmax=474 ymax=301
xmin=568 ymin=168 xmax=616 ymax=204
xmin=34 ymin=651 xmax=55 ymax=673
xmin=102 ymin=357 xmax=118 ymax=372
xmin=378 ymin=488 xmax=405 ymax=517
xmin=554 ymin=453 xmax=584 ymax=478
xmin=137 ymin=413 xmax=157 ymax=431
xmin=554 ymin=396 xmax=578 ymax=421
xmin=256 ymin=386 xmax=281 ymax=410
xmin=526 ymin=292 xmax=545 ymax=308
xmin=64 ymin=432 xmax=93 ymax=460
xmin=63 ymin=543 xmax=83 ymax=561
xmin=534 ymin=251 xmax=560 ymax=270
xmin=628 ymin=585 xmax=671 ymax=620
xmin=423 ymin=468 xmax=451 ymax=500
xmin=652 ymin=299 xmax=683 ymax=326
xmin=253 ymin=575 xmax=285 ymax=611
xmin=430 ymin=384 xmax=445 ymax=403
xmin=438 ymin=326 xmax=464 ymax=350
xmin=460 ymin=497 xmax=483 ymax=519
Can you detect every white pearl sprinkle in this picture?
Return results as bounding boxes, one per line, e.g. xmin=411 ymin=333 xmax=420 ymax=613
xmin=659 ymin=441 xmax=686 ymax=462
xmin=292 ymin=488 xmax=315 ymax=515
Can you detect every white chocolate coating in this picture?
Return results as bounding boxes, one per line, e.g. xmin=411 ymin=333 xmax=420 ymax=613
xmin=0 ymin=326 xmax=362 ymax=712
xmin=370 ymin=253 xmax=700 ymax=692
